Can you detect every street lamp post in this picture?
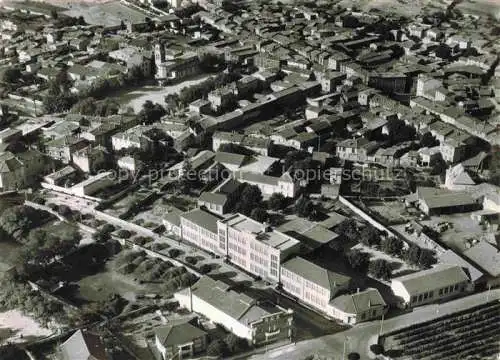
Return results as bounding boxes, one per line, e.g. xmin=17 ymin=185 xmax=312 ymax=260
xmin=342 ymin=336 xmax=349 ymax=360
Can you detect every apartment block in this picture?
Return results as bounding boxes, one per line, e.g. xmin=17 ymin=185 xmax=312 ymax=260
xmin=217 ymin=214 xmax=301 ymax=282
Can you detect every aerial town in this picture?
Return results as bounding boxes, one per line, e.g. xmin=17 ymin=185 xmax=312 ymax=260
xmin=0 ymin=0 xmax=498 ymax=359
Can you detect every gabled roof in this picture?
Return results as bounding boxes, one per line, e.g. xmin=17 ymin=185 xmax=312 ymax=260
xmin=392 ymin=265 xmax=470 ymax=295
xmin=446 ymin=164 xmax=475 ymax=186
xmin=282 ymin=256 xmax=350 ymax=294
xmin=462 ymin=241 xmax=500 ymax=277
xmin=416 ymin=187 xmax=477 ymax=209
xmin=154 ymin=321 xmax=206 ymax=347
xmin=183 ymin=276 xmax=283 ymax=323
xmin=329 ymin=288 xmax=386 ymax=315
xmin=214 ymin=151 xmax=247 ymax=167
xmin=181 ymin=208 xmax=222 ymax=234
xmin=60 ymin=330 xmax=107 ymax=360
xmin=199 ymin=192 xmax=228 ymax=206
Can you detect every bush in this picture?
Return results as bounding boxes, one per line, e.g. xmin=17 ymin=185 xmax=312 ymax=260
xmin=151 ymin=243 xmax=168 ymax=251
xmin=199 ymin=264 xmax=212 ymax=274
xmin=101 ymin=224 xmax=115 ymax=233
xmin=168 ymin=249 xmax=181 ymax=258
xmin=347 ymin=353 xmax=360 ymax=360
xmin=369 ymin=259 xmax=392 ymax=281
xmin=116 ymin=229 xmax=132 ymax=239
xmin=225 ymin=333 xmax=248 ymax=354
xmin=185 ymin=256 xmax=198 ymax=265
xmin=370 ymin=344 xmax=384 ymax=355
xmin=207 ymin=339 xmax=228 ymax=357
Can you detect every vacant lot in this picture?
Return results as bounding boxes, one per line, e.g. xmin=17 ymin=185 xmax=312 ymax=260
xmin=116 ymin=75 xmax=211 ymax=113
xmin=367 ymin=200 xmax=418 ymax=225
xmin=420 ymin=213 xmax=490 ymax=252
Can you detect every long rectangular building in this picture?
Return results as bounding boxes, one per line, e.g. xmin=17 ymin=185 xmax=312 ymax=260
xmin=217 ymin=214 xmax=301 ymax=282
xmin=175 ymin=276 xmax=293 ymax=345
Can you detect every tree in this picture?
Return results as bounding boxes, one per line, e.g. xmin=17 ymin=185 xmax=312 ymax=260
xmin=360 ymin=226 xmax=380 ymax=247
xmin=336 ymin=219 xmax=358 ymax=241
xmin=138 ymin=100 xmax=166 ymax=124
xmin=236 ymin=184 xmax=263 ymax=216
xmin=224 ymin=334 xmax=248 ymax=354
xmin=268 ymin=193 xmax=286 ymax=211
xmin=180 ymin=157 xmax=196 ymax=194
xmin=199 ymin=263 xmax=212 ymax=274
xmin=420 ymin=132 xmax=438 ymax=148
xmin=295 ymin=196 xmax=314 ymax=218
xmin=369 ymin=259 xmax=392 ymax=281
xmin=418 ymin=248 xmax=436 ymax=268
xmin=405 ymin=243 xmax=421 ymax=265
xmin=0 ymin=344 xmax=29 ymax=360
xmin=250 ymin=208 xmax=268 ymax=223
xmin=0 ymin=205 xmax=53 ymax=242
xmin=199 ymin=52 xmax=225 ymax=72
xmin=382 ymin=237 xmax=404 ymax=256
xmin=50 ymin=9 xmax=58 ymax=19
xmin=168 ymin=248 xmax=181 ymax=258
xmin=430 ymin=156 xmax=447 ymax=176
xmin=346 ymin=249 xmax=370 ymax=272
xmin=207 ymin=339 xmax=228 ymax=357
xmin=116 ymin=230 xmax=131 ymax=239
xmin=92 ymin=229 xmax=111 ymax=243
xmin=2 ymin=68 xmax=22 ymax=84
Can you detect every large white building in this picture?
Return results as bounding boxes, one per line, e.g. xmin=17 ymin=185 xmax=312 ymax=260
xmin=175 ymin=276 xmax=293 ymax=346
xmin=280 ymin=256 xmax=351 ymax=315
xmin=217 ymin=214 xmax=301 ymax=282
xmin=391 ymin=265 xmax=472 ymax=308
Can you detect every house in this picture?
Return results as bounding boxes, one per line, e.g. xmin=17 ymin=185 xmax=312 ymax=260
xmin=212 ymin=132 xmax=246 ymax=153
xmin=44 ymin=166 xmax=78 ymax=186
xmin=336 ymin=138 xmax=379 ymax=162
xmin=154 ymin=320 xmax=207 ymax=360
xmin=175 ymin=276 xmax=293 ymax=345
xmin=280 ymin=256 xmax=351 ymax=315
xmin=46 ymin=137 xmax=89 ymax=164
xmin=328 ymin=288 xmax=387 ymax=325
xmin=0 ymin=150 xmax=47 ymax=190
xmin=154 ymin=44 xmax=200 ymax=83
xmin=217 ymin=213 xmax=301 ymax=282
xmin=109 ymin=47 xmax=153 ymax=77
xmin=233 ymin=171 xmax=298 ymax=198
xmin=72 ymin=145 xmax=109 ymax=174
xmin=391 ymin=265 xmax=472 ymax=308
xmin=415 ymin=187 xmax=480 ymax=215
xmin=59 ymin=329 xmax=109 ymax=360
xmin=197 ymin=192 xmax=229 ymax=215
xmin=168 ymin=151 xmax=215 ymax=179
